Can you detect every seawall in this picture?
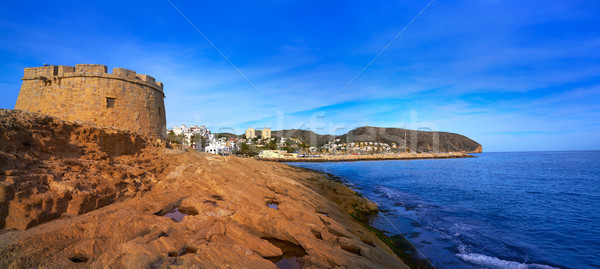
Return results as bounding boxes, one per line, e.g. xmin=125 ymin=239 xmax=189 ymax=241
xmin=258 ymin=152 xmax=475 ymax=163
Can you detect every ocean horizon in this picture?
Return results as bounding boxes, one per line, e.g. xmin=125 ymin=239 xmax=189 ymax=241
xmin=288 ymin=151 xmax=600 ymax=268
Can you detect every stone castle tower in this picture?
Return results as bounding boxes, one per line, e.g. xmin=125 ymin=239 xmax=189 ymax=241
xmin=14 ymin=64 xmax=166 ymax=138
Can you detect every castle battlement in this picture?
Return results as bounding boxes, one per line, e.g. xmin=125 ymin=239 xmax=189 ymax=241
xmin=22 ymin=64 xmax=164 ymax=94
xmin=16 ymin=64 xmax=167 ymax=138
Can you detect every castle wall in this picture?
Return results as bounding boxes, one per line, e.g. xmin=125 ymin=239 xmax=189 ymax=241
xmin=15 ymin=64 xmax=166 ymax=138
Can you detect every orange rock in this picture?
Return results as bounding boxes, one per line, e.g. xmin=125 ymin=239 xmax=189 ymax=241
xmin=0 ymin=109 xmax=408 ymax=268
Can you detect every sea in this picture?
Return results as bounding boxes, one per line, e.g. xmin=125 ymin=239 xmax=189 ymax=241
xmin=287 ymin=151 xmax=600 ymax=269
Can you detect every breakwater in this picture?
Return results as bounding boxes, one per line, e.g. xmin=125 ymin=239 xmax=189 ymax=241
xmin=258 ymin=152 xmax=474 ymax=162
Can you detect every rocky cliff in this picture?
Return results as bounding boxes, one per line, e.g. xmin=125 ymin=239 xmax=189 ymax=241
xmin=0 ymin=109 xmax=407 ymax=268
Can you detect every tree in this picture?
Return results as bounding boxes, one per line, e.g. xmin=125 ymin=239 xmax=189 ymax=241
xmin=190 ymin=133 xmax=203 ymax=148
xmin=167 ymin=130 xmax=184 ymax=144
xmin=266 ymin=140 xmax=277 ymax=150
xmin=201 ymin=138 xmax=208 ymax=150
xmin=237 ymin=142 xmax=258 ymax=156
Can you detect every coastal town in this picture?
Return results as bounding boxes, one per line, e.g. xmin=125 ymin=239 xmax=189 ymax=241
xmin=168 ymin=125 xmax=401 ymax=156
xmin=166 ymin=124 xmax=476 ymax=161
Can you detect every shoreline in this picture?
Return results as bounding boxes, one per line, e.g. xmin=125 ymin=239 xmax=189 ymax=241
xmin=292 ymin=165 xmax=437 ymax=269
xmin=258 ymin=152 xmax=475 ymax=163
xmin=1 ymin=109 xmax=414 ymax=268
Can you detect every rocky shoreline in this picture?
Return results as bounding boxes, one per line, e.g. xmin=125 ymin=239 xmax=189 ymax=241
xmin=0 ymin=109 xmax=413 ymax=268
xmin=258 ymin=152 xmax=475 ymax=163
xmin=311 ymin=169 xmax=437 ymax=269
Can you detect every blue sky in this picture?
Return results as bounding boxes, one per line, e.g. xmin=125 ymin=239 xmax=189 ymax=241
xmin=1 ymin=0 xmax=599 ymax=151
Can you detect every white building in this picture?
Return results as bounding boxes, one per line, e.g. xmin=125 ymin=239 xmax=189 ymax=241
xmin=170 ymin=124 xmax=237 ymax=154
xmin=204 ymin=133 xmax=238 ymax=155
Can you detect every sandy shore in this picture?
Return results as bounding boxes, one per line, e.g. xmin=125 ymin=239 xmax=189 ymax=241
xmin=258 ymin=152 xmax=475 ymax=162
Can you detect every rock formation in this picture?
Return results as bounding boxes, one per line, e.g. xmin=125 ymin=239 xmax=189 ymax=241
xmin=0 ymin=109 xmax=407 ymax=268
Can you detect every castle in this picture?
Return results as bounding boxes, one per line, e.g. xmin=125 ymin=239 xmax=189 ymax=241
xmin=14 ymin=64 xmax=166 ymax=138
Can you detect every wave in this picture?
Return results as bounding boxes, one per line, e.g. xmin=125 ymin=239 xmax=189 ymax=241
xmin=457 ymin=252 xmax=559 ymax=269
xmin=375 ymin=186 xmax=403 ymax=199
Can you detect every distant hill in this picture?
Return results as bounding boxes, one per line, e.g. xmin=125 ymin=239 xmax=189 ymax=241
xmin=215 ymin=129 xmax=335 ymax=146
xmin=214 ymin=132 xmax=240 ymax=139
xmin=227 ymin=126 xmax=482 ymax=153
xmin=340 ymin=126 xmax=482 ymax=153
xmin=271 ymin=129 xmax=335 ymax=147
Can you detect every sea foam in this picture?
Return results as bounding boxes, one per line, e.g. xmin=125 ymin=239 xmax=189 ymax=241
xmin=456 ymin=252 xmax=559 ymax=269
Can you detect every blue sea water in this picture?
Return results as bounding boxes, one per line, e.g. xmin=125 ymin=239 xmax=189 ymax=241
xmin=288 ymin=151 xmax=600 ymax=269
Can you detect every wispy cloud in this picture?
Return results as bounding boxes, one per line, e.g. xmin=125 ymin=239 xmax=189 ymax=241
xmin=0 ymin=1 xmax=599 ymax=151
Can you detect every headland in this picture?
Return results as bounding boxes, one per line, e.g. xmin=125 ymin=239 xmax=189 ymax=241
xmin=0 ymin=109 xmax=411 ymax=268
xmin=1 ymin=64 xmax=473 ymax=268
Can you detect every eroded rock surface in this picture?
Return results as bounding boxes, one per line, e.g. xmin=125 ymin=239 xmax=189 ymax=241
xmin=0 ymin=109 xmax=407 ymax=268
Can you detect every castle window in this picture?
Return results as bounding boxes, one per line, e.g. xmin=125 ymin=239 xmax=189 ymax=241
xmin=158 ymin=107 xmax=162 ymax=117
xmin=106 ymin=97 xmax=115 ymax=108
